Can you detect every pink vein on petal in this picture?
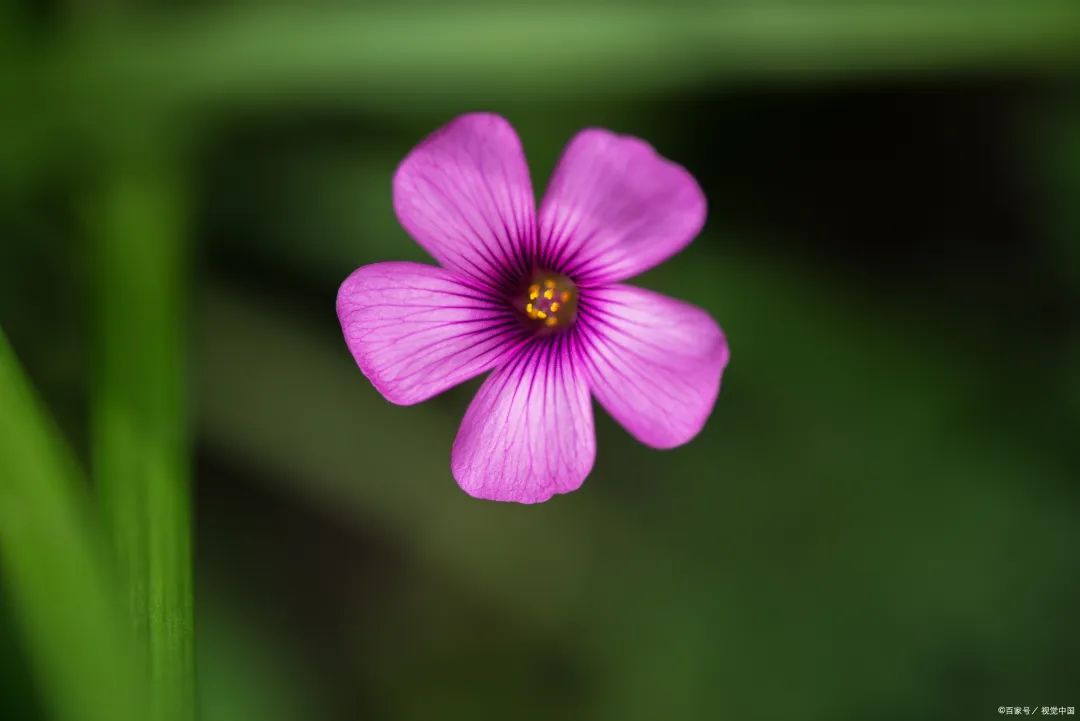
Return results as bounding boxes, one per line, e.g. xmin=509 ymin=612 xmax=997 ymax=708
xmin=394 ymin=113 xmax=537 ymax=289
xmin=336 ymin=261 xmax=526 ymax=406
xmin=538 ymin=128 xmax=706 ymax=284
xmin=575 ymin=284 xmax=729 ymax=449
xmin=451 ymin=337 xmax=595 ymax=503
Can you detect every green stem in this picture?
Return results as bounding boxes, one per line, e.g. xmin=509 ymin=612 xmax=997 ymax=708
xmin=90 ymin=157 xmax=195 ymax=721
xmin=0 ymin=329 xmax=142 ymax=721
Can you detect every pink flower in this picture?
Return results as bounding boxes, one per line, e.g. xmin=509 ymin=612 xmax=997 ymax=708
xmin=337 ymin=113 xmax=730 ymax=503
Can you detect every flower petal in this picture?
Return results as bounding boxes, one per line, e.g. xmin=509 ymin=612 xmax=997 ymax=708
xmin=452 ymin=340 xmax=595 ymax=503
xmin=538 ymin=129 xmax=706 ymax=284
xmin=577 ymin=285 xmax=729 ymax=449
xmin=394 ymin=112 xmax=536 ymax=290
xmin=337 ymin=262 xmax=524 ymax=405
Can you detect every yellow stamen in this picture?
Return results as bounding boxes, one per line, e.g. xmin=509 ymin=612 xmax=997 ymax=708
xmin=520 ymin=273 xmax=577 ymax=331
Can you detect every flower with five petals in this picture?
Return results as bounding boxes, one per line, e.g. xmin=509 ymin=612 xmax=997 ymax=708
xmin=337 ymin=113 xmax=729 ymax=503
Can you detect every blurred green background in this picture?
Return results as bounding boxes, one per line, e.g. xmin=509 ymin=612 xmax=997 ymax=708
xmin=2 ymin=2 xmax=1080 ymax=720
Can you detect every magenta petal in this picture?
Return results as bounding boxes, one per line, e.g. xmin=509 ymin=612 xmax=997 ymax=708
xmin=577 ymin=285 xmax=729 ymax=449
xmin=337 ymin=262 xmax=523 ymax=406
xmin=452 ymin=342 xmax=595 ymax=503
xmin=538 ymin=129 xmax=706 ymax=284
xmin=393 ymin=113 xmax=536 ymax=289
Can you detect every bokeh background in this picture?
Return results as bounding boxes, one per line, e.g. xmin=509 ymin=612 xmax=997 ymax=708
xmin=3 ymin=2 xmax=1080 ymax=720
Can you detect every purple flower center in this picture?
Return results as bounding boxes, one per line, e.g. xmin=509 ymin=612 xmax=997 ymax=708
xmin=513 ymin=271 xmax=578 ymax=334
